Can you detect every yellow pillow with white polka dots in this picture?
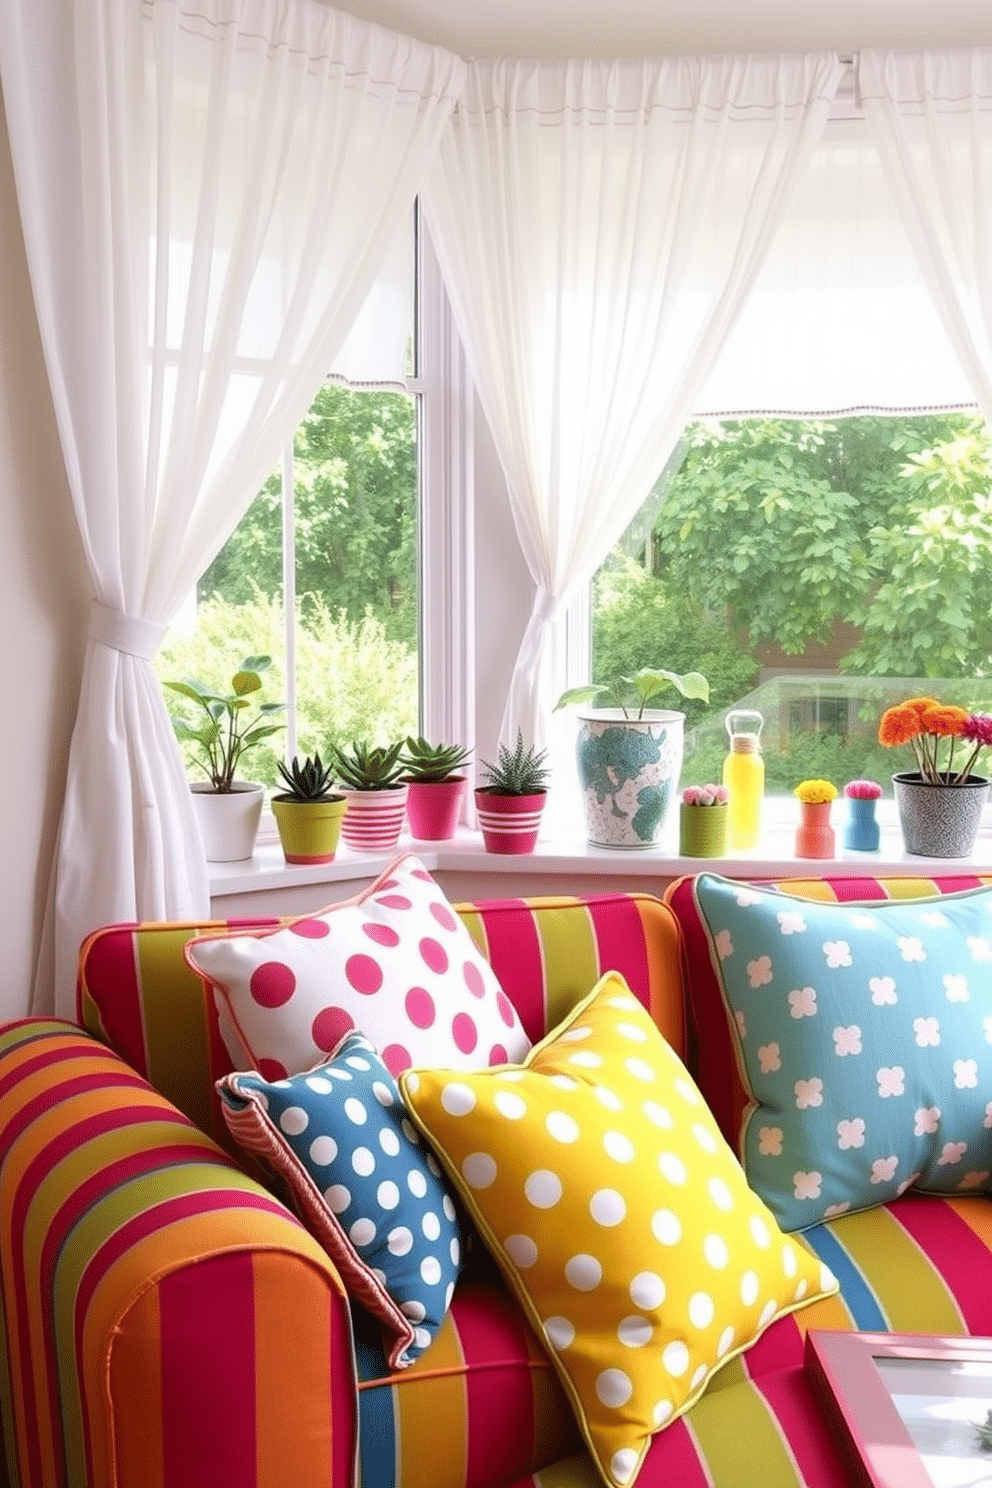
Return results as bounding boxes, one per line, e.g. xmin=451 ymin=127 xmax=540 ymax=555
xmin=399 ymin=971 xmax=837 ymax=1488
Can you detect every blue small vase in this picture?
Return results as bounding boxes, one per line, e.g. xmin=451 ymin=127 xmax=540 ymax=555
xmin=843 ymin=796 xmax=880 ymax=852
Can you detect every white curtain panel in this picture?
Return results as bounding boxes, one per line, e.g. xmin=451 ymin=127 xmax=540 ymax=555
xmin=424 ymin=53 xmax=844 ymax=755
xmin=694 ymin=112 xmax=978 ymax=417
xmin=0 ymin=0 xmax=463 ymax=1016
xmin=859 ymin=48 xmax=992 ymax=425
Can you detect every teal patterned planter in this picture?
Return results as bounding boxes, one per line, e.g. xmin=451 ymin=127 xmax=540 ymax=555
xmin=575 ymin=710 xmax=684 ymax=849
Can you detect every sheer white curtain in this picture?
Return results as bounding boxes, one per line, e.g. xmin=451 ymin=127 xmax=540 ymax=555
xmin=859 ymin=48 xmax=992 ymax=424
xmin=424 ymin=53 xmax=844 ymax=758
xmin=0 ymin=0 xmax=463 ymax=1016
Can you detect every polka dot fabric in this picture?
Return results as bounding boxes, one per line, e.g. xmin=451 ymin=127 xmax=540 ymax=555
xmin=692 ymin=872 xmax=992 ymax=1231
xmin=218 ymin=1031 xmax=464 ymax=1369
xmin=398 ymin=971 xmax=835 ymax=1488
xmin=186 ymin=854 xmax=529 ymax=1079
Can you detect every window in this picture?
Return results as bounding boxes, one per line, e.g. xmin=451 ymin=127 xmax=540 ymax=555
xmin=157 ymin=224 xmax=428 ymax=789
xmin=592 ymin=411 xmax=992 ymax=795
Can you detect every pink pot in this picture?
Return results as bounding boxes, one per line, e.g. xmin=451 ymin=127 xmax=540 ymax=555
xmin=474 ymin=788 xmax=546 ymax=855
xmin=405 ymin=777 xmax=467 ymax=841
xmin=340 ymin=785 xmax=408 ymax=852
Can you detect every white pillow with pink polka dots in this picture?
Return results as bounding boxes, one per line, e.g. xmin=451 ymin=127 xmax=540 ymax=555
xmin=186 ymin=854 xmax=530 ymax=1079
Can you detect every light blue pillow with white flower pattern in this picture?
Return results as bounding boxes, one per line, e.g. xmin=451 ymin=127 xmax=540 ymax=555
xmin=218 ymin=1031 xmax=464 ymax=1368
xmin=692 ymin=873 xmax=992 ymax=1231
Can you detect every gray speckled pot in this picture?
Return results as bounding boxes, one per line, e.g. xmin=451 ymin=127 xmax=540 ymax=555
xmin=892 ymin=772 xmax=989 ymax=858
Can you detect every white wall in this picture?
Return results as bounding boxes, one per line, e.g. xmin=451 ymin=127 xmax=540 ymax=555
xmin=0 ymin=95 xmax=89 ymax=1019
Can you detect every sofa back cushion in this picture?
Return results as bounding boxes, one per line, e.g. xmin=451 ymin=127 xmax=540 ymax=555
xmin=666 ymin=872 xmax=992 ymax=1159
xmin=77 ymin=890 xmax=684 ymax=1148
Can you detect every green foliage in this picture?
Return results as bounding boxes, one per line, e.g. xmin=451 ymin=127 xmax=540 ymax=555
xmin=646 ymin=414 xmax=992 ymax=677
xmin=556 ymin=666 xmax=709 ymax=718
xmin=478 ymin=731 xmax=550 ymax=796
xmin=163 ymin=656 xmax=284 ymax=792
xmin=400 ymin=737 xmax=472 ymax=783
xmin=200 ymin=384 xmax=417 ymax=646
xmin=845 ymin=426 xmax=992 ymax=676
xmin=591 ymin=557 xmax=758 ymax=731
xmin=275 ymin=753 xmax=338 ymax=802
xmin=332 ymin=739 xmax=406 ymax=791
xmin=156 ymin=590 xmax=417 ymax=788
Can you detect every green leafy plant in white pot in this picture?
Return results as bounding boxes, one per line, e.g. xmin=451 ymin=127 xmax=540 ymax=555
xmin=271 ymin=753 xmax=346 ymax=865
xmin=475 ymin=731 xmax=551 ymax=854
xmin=332 ymin=739 xmax=408 ymax=852
xmin=555 ymin=667 xmax=709 ymax=850
xmin=400 ymin=737 xmax=473 ymax=841
xmin=164 ymin=655 xmax=284 ymax=862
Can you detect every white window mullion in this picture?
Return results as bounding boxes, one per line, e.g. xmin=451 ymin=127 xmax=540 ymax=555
xmin=419 ymin=227 xmax=475 ymax=779
xmin=281 ymin=440 xmax=298 ymax=765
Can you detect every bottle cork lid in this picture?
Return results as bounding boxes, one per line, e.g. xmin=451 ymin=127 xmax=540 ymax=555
xmin=731 ymin=736 xmax=760 ymax=754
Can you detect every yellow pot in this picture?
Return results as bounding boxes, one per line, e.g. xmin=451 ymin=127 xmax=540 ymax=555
xmin=271 ymin=794 xmax=347 ymax=864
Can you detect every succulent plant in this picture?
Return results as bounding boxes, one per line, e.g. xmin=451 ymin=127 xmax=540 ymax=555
xmin=478 ymin=730 xmax=550 ymax=797
xmin=332 ymin=739 xmax=406 ymax=791
xmin=400 ymin=736 xmax=472 ymax=783
xmin=274 ymin=752 xmax=339 ymax=802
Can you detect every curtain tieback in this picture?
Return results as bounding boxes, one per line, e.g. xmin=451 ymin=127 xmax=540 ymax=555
xmin=88 ymin=600 xmax=165 ymax=661
xmin=531 ymin=588 xmax=561 ymax=624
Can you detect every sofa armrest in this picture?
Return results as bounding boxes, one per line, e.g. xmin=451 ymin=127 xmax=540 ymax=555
xmin=0 ymin=1019 xmax=357 ymax=1488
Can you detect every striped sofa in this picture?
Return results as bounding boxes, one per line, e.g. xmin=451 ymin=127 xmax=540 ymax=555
xmin=0 ymin=874 xmax=989 ymax=1488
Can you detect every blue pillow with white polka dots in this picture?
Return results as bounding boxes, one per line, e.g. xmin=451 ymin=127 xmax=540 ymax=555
xmin=218 ymin=1030 xmax=465 ymax=1368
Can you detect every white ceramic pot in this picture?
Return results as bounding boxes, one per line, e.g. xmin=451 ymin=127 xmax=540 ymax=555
xmin=190 ymin=781 xmax=265 ymax=862
xmin=575 ymin=709 xmax=685 ymax=849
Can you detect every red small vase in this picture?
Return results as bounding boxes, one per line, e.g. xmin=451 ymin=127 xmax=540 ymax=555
xmin=795 ymin=800 xmax=835 ymax=860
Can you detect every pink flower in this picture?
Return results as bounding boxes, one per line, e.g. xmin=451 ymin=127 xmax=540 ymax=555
xmin=844 ymin=779 xmax=883 ymax=800
xmin=963 ymin=714 xmax=992 ymax=748
xmin=682 ymin=783 xmax=728 ymax=806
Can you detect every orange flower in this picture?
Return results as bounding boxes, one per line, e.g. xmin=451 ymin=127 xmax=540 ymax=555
xmin=878 ymin=705 xmax=922 ymax=747
xmin=903 ymin=697 xmax=939 ymax=716
xmin=921 ymin=704 xmax=968 ymax=738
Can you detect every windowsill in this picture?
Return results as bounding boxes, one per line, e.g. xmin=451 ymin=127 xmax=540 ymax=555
xmin=208 ymin=804 xmax=992 ymax=905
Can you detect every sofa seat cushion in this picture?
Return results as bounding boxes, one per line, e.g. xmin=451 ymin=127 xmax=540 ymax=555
xmin=352 ymin=1248 xmax=582 ymax=1488
xmin=513 ymin=1189 xmax=992 ymax=1487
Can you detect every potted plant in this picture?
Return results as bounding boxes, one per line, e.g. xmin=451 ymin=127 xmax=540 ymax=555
xmin=678 ymin=784 xmax=728 ymax=858
xmin=793 ymin=778 xmax=838 ymax=860
xmin=400 ymin=737 xmax=473 ymax=841
xmin=474 ymin=731 xmax=550 ymax=854
xmin=555 ymin=667 xmax=709 ymax=850
xmin=163 ymin=655 xmax=284 ymax=862
xmin=842 ymin=779 xmax=883 ymax=853
xmin=879 ymin=698 xmax=992 ymax=857
xmin=332 ymin=740 xmax=408 ymax=851
xmin=271 ymin=753 xmax=347 ymax=865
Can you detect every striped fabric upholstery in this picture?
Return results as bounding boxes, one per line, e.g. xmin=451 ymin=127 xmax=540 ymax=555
xmin=0 ymin=1018 xmax=356 ymax=1488
xmin=518 ymin=1189 xmax=992 ymax=1487
xmin=41 ymin=877 xmax=992 ymax=1488
xmin=65 ymin=891 xmax=684 ymax=1488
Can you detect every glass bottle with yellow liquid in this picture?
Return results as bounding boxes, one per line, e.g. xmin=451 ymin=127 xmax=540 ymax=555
xmin=722 ymin=709 xmax=764 ymax=850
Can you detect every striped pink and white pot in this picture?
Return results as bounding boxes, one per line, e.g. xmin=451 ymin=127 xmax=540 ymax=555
xmin=474 ymin=788 xmax=546 ymax=854
xmin=340 ymin=785 xmax=408 ymax=852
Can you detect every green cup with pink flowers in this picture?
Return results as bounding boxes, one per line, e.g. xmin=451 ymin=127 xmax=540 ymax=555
xmin=679 ymin=783 xmax=729 ymax=858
